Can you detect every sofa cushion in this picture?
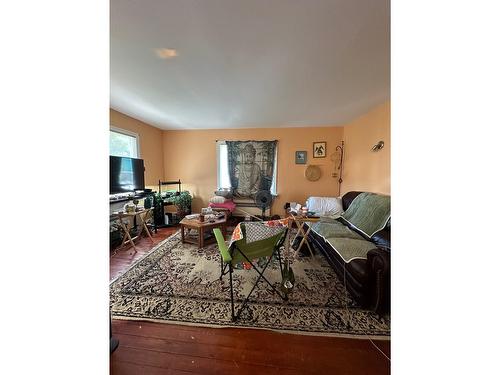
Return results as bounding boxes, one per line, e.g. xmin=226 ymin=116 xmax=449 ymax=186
xmin=341 ymin=192 xmax=391 ymax=238
xmin=310 ymin=221 xmax=364 ymax=240
xmin=309 ymin=221 xmax=377 ymax=263
xmin=324 ymin=236 xmax=378 ymax=263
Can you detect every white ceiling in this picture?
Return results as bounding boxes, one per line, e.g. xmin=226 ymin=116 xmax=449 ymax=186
xmin=110 ymin=0 xmax=390 ymax=130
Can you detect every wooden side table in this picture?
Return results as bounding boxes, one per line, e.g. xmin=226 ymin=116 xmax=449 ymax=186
xmin=288 ymin=213 xmax=320 ymax=258
xmin=115 ymin=208 xmax=154 ymax=252
xmin=180 ymin=215 xmax=227 ymax=249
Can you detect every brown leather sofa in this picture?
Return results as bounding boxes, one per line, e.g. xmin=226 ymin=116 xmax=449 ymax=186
xmin=307 ymin=191 xmax=390 ymax=314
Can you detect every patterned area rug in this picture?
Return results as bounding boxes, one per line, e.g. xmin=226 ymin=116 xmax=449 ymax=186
xmin=110 ymin=231 xmax=390 ymax=338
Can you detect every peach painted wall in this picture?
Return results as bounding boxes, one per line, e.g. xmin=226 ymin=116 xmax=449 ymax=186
xmin=341 ymin=102 xmax=390 ymax=195
xmin=110 ymin=109 xmax=164 ymax=189
xmin=162 ymin=127 xmax=344 ymax=215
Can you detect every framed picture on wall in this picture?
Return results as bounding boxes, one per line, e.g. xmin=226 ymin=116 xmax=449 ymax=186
xmin=295 ymin=151 xmax=307 ymax=164
xmin=313 ymin=142 xmax=326 ymax=158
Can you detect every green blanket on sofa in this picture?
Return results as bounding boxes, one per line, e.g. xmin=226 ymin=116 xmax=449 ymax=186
xmin=312 ymin=220 xmax=363 ymax=240
xmin=310 ymin=221 xmax=378 ymax=262
xmin=341 ymin=192 xmax=391 ymax=238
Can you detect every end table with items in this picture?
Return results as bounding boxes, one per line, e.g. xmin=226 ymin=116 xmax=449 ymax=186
xmin=113 ymin=207 xmax=154 ymax=252
xmin=287 ymin=209 xmax=320 ymax=258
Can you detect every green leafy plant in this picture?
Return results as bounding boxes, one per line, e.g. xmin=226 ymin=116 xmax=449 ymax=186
xmin=154 ymin=192 xmax=163 ymax=204
xmin=152 ymin=193 xmax=164 ymax=223
xmin=165 ymin=191 xmax=192 ymax=214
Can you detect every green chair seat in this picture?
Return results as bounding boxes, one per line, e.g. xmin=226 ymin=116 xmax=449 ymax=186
xmin=213 ymin=222 xmax=288 ymax=321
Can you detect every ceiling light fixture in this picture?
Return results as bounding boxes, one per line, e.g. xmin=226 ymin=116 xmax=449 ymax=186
xmin=155 ymin=48 xmax=178 ymax=59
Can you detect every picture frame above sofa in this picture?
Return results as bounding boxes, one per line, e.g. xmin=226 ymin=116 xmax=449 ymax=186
xmin=313 ymin=142 xmax=326 ymax=158
xmin=295 ymin=151 xmax=307 ymax=164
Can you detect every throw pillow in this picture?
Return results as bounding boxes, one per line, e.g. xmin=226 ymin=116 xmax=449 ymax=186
xmin=306 ymin=196 xmax=344 ymax=216
xmin=209 ymin=195 xmax=226 ymax=204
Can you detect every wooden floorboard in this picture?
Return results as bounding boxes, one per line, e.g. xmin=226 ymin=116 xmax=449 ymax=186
xmin=110 ymin=226 xmax=178 ymax=280
xmin=110 ymin=224 xmax=390 ymax=374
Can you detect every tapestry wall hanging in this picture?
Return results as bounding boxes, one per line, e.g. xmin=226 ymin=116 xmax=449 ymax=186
xmin=226 ymin=140 xmax=277 ymax=198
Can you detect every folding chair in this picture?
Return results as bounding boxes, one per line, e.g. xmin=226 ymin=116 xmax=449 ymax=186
xmin=213 ymin=222 xmax=288 ymax=321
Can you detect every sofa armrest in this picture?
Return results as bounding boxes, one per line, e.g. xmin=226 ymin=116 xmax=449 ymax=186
xmin=367 ymin=247 xmax=390 ymax=273
xmin=367 ymin=247 xmax=390 ymax=313
xmin=371 ymin=229 xmax=391 ymax=250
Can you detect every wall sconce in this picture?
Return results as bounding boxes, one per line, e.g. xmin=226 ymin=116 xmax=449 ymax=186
xmin=371 ymin=141 xmax=384 ymax=152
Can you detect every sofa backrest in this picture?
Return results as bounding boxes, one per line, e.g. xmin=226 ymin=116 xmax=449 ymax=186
xmin=341 ymin=191 xmax=364 ymax=211
xmin=341 ymin=191 xmax=391 ymax=250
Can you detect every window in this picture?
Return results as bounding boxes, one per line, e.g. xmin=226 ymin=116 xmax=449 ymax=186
xmin=110 ymin=127 xmax=140 ymax=158
xmin=217 ymin=142 xmax=231 ymax=189
xmin=216 ymin=141 xmax=277 ymax=195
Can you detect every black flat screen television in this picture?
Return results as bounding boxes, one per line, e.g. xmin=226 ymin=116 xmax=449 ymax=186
xmin=110 ymin=156 xmax=145 ymax=193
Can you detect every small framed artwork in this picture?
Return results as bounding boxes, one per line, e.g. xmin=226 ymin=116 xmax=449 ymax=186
xmin=295 ymin=151 xmax=307 ymax=164
xmin=313 ymin=142 xmax=327 ymax=158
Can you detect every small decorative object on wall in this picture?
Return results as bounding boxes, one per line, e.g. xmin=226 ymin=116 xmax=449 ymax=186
xmin=305 ymin=165 xmax=321 ymax=181
xmin=313 ymin=142 xmax=326 ymax=158
xmin=335 ymin=140 xmax=345 ymax=196
xmin=371 ymin=140 xmax=385 ymax=152
xmin=295 ymin=151 xmax=307 ymax=164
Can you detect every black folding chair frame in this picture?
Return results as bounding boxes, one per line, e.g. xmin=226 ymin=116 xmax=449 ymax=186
xmin=220 ymin=229 xmax=288 ymax=321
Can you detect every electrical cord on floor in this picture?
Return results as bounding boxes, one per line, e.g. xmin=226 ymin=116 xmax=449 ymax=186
xmin=343 ymin=264 xmax=391 ymax=362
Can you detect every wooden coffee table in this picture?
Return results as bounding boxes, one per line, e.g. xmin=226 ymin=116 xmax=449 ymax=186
xmin=180 ymin=215 xmax=227 ymax=248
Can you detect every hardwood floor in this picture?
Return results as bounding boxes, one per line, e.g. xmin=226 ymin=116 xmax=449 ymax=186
xmin=110 ymin=226 xmax=390 ymax=374
xmin=110 ymin=226 xmax=179 ymax=281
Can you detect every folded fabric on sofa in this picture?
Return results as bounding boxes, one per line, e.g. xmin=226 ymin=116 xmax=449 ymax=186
xmin=310 ymin=221 xmax=364 ymax=240
xmin=309 ymin=221 xmax=377 ymax=262
xmin=318 ymin=214 xmax=342 ymax=223
xmin=325 ymin=236 xmax=378 ymax=263
xmin=341 ymin=192 xmax=391 ymax=238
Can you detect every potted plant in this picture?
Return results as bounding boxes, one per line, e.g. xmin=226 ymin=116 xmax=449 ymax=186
xmin=166 ymin=191 xmax=192 ymax=218
xmin=153 ymin=192 xmax=164 ymax=226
